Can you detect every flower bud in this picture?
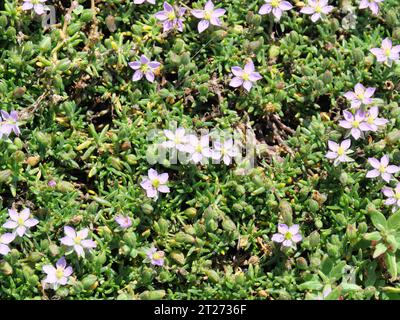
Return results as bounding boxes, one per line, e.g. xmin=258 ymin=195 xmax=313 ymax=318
xmin=0 ymin=169 xmax=12 ymax=183
xmin=141 ymin=203 xmax=154 ymax=214
xmin=352 ymin=48 xmax=364 ymax=63
xmin=170 ymin=251 xmax=185 ymax=265
xmin=322 ymin=70 xmax=333 ymax=84
xmin=279 ymin=200 xmax=293 ymax=225
xmin=205 ymin=269 xmax=220 ymax=283
xmin=81 ymin=9 xmax=94 ymax=23
xmin=39 ymin=36 xmax=52 ymax=52
xmin=183 ymin=207 xmax=197 ymax=218
xmin=175 ymin=232 xmax=195 ymax=244
xmin=296 ymin=257 xmax=308 ymax=270
xmin=0 ymin=261 xmax=12 ymax=275
xmin=309 ymin=231 xmax=320 ymax=248
xmin=222 ymin=218 xmax=236 ymax=232
xmin=123 ymin=232 xmax=137 ymax=247
xmin=82 ymin=275 xmax=98 ymax=290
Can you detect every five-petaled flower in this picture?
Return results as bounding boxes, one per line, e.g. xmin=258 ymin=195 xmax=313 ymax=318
xmin=192 ymin=0 xmax=226 ymax=33
xmin=162 ymin=128 xmax=191 ymax=152
xmin=22 ymin=0 xmax=48 ymax=15
xmin=42 ymin=257 xmax=73 ymax=290
xmin=187 ymin=134 xmax=214 ymax=164
xmin=343 ymin=83 xmax=375 ymax=109
xmin=115 ymin=215 xmax=132 ymax=229
xmin=0 ymin=233 xmax=15 ymax=256
xmin=259 ymin=0 xmax=293 ymax=21
xmin=359 ymin=0 xmax=384 ymax=15
xmin=339 ymin=110 xmax=369 ymax=140
xmin=129 ymin=55 xmax=161 ymax=82
xmin=272 ymin=223 xmax=302 ymax=248
xmin=0 ymin=110 xmax=20 ymax=139
xmin=60 ymin=226 xmax=97 ymax=258
xmin=366 ymin=155 xmax=400 ymax=183
xmin=382 ymin=183 xmax=400 ymax=212
xmin=145 ymin=247 xmax=165 ymax=266
xmin=300 ymin=0 xmax=334 ymax=22
xmin=229 ymin=60 xmax=262 ymax=92
xmin=364 ymin=106 xmax=388 ymax=132
xmin=213 ymin=139 xmax=239 ymax=165
xmin=3 ymin=208 xmax=39 ymax=237
xmin=140 ymin=169 xmax=170 ymax=198
xmin=155 ymin=2 xmax=186 ymax=33
xmin=325 ymin=139 xmax=354 ymax=166
xmin=370 ymin=38 xmax=400 ymax=66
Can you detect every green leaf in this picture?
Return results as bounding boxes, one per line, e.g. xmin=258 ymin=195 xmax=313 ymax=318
xmin=340 ymin=283 xmax=362 ymax=292
xmin=373 ymin=243 xmax=387 ymax=258
xmin=370 ymin=210 xmax=387 ymax=231
xmin=386 ymin=252 xmax=398 ymax=281
xmin=329 ymin=261 xmax=346 ymax=281
xmin=388 ymin=211 xmax=400 ymax=230
xmin=298 ymin=281 xmax=323 ymax=291
xmin=364 ymin=232 xmax=382 ymax=241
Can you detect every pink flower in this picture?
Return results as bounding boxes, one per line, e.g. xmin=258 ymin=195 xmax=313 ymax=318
xmin=272 ymin=224 xmax=302 ymax=248
xmin=140 ymin=169 xmax=170 ymax=198
xmin=128 ymin=55 xmax=161 ymax=82
xmin=145 ymin=247 xmax=165 ymax=266
xmin=382 ymin=183 xmax=400 ymax=212
xmin=366 ymin=155 xmax=400 ymax=183
xmin=300 ymin=0 xmax=334 ymax=22
xmin=115 ymin=215 xmax=132 ymax=229
xmin=60 ymin=226 xmax=97 ymax=258
xmin=359 ymin=0 xmax=384 ymax=15
xmin=325 ymin=139 xmax=354 ymax=166
xmin=192 ymin=0 xmax=226 ymax=33
xmin=42 ymin=257 xmax=73 ymax=290
xmin=22 ymin=0 xmax=48 ymax=15
xmin=0 ymin=110 xmax=20 ymax=139
xmin=259 ymin=0 xmax=293 ymax=21
xmin=229 ymin=60 xmax=263 ymax=92
xmin=3 ymin=208 xmax=39 ymax=237
xmin=187 ymin=134 xmax=215 ymax=164
xmin=370 ymin=38 xmax=400 ymax=66
xmin=0 ymin=233 xmax=15 ymax=256
xmin=338 ymin=110 xmax=369 ymax=140
xmin=155 ymin=2 xmax=186 ymax=33
xmin=343 ymin=83 xmax=375 ymax=109
xmin=364 ymin=106 xmax=388 ymax=132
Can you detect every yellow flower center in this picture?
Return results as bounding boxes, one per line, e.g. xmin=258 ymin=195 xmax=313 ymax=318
xmin=367 ymin=116 xmax=374 ymax=124
xmin=337 ymin=146 xmax=344 ymax=156
xmin=385 ymin=48 xmax=391 ymax=57
xmin=395 ymin=192 xmax=400 ymax=200
xmin=352 ymin=120 xmax=360 ymax=128
xmin=74 ymin=236 xmax=82 ymax=244
xmin=168 ymin=12 xmax=176 ymax=21
xmin=284 ymin=232 xmax=292 ymax=240
xmin=271 ymin=0 xmax=280 ymax=7
xmin=140 ymin=64 xmax=149 ymax=72
xmin=153 ymin=252 xmax=163 ymax=260
xmin=196 ymin=145 xmax=203 ymax=153
xmin=379 ymin=165 xmax=386 ymax=173
xmin=152 ymin=178 xmax=160 ymax=188
xmin=32 ymin=0 xmax=40 ymax=4
xmin=315 ymin=5 xmax=322 ymax=13
xmin=242 ymin=73 xmax=250 ymax=81
xmin=55 ymin=268 xmax=64 ymax=279
xmin=17 ymin=217 xmax=25 ymax=225
xmin=204 ymin=10 xmax=212 ymax=20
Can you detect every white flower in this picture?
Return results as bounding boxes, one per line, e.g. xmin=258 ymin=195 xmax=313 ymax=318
xmin=3 ymin=208 xmax=39 ymax=237
xmin=213 ymin=139 xmax=239 ymax=165
xmin=366 ymin=155 xmax=399 ymax=183
xmin=140 ymin=169 xmax=170 ymax=198
xmin=42 ymin=257 xmax=73 ymax=290
xmin=0 ymin=233 xmax=15 ymax=256
xmin=60 ymin=226 xmax=97 ymax=258
xmin=325 ymin=139 xmax=354 ymax=166
xmin=162 ymin=128 xmax=191 ymax=152
xmin=187 ymin=134 xmax=214 ymax=164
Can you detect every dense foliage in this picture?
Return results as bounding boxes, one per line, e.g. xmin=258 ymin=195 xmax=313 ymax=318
xmin=1 ymin=0 xmax=400 ymax=300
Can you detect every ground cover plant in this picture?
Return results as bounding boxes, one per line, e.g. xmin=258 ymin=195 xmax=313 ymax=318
xmin=0 ymin=0 xmax=400 ymax=300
